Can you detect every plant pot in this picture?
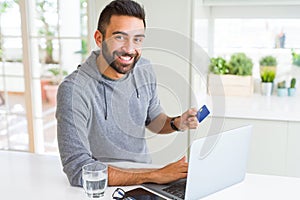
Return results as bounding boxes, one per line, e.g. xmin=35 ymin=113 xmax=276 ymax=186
xmin=288 ymin=88 xmax=296 ymax=96
xmin=277 ymin=88 xmax=287 ymax=97
xmin=261 ymin=82 xmax=273 ymax=96
xmin=44 ymin=84 xmax=59 ymax=105
xmin=207 ymin=74 xmax=254 ymax=96
xmin=40 ymin=79 xmax=51 ymax=102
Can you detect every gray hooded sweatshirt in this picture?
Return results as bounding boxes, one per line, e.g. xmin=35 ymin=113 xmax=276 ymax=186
xmin=56 ymin=50 xmax=163 ymax=186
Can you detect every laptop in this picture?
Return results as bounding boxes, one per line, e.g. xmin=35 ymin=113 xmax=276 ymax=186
xmin=143 ymin=125 xmax=252 ymax=200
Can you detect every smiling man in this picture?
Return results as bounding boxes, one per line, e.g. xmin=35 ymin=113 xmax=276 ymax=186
xmin=56 ymin=0 xmax=199 ymax=187
xmin=96 ymin=15 xmax=145 ymax=78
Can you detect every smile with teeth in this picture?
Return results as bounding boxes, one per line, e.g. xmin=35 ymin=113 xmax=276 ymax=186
xmin=119 ymin=55 xmax=133 ymax=61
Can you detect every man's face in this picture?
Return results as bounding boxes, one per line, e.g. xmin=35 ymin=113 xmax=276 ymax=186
xmin=101 ymin=15 xmax=145 ymax=74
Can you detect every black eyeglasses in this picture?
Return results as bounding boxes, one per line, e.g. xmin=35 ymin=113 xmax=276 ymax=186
xmin=112 ymin=188 xmax=126 ymax=199
xmin=112 ymin=188 xmax=137 ymax=200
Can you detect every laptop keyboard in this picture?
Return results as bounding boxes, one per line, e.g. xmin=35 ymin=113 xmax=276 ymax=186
xmin=162 ymin=180 xmax=186 ymax=199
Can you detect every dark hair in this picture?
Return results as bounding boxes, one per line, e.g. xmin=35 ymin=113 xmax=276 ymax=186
xmin=98 ymin=0 xmax=146 ymax=35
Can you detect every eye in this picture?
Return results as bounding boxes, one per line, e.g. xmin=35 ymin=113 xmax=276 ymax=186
xmin=134 ymin=37 xmax=144 ymax=44
xmin=114 ymin=35 xmax=126 ymax=41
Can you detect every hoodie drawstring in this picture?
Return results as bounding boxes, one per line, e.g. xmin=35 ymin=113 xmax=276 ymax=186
xmin=100 ymin=72 xmax=140 ymax=120
xmin=132 ymin=72 xmax=140 ymax=99
xmin=101 ymin=81 xmax=108 ymax=120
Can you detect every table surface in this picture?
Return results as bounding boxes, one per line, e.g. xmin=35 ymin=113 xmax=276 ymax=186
xmin=2 ymin=150 xmax=300 ymax=200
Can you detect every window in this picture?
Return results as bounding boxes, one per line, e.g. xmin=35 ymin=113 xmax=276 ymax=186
xmin=194 ymin=5 xmax=300 ymax=81
xmin=0 ymin=0 xmax=88 ymax=154
xmin=0 ymin=0 xmax=27 ymax=151
xmin=213 ymin=18 xmax=300 ymax=79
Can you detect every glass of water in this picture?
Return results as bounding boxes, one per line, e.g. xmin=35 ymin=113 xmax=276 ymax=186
xmin=82 ymin=161 xmax=108 ymax=198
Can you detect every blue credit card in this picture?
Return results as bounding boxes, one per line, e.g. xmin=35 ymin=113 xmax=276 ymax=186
xmin=196 ymin=105 xmax=210 ymax=123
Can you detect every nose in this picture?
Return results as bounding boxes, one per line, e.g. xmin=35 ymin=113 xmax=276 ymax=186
xmin=121 ymin=39 xmax=136 ymax=54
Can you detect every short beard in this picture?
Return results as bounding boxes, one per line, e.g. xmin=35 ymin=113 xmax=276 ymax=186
xmin=102 ymin=42 xmax=140 ymax=74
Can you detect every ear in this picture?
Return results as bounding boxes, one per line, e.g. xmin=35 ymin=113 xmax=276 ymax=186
xmin=94 ymin=30 xmax=103 ymax=48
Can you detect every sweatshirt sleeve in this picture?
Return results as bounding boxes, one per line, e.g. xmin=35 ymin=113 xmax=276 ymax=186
xmin=56 ymin=81 xmax=94 ymax=187
xmin=145 ymin=64 xmax=163 ymax=125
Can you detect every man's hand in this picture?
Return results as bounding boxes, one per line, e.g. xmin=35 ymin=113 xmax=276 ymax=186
xmin=149 ymin=157 xmax=188 ymax=184
xmin=177 ymin=108 xmax=198 ymax=131
xmin=107 ymin=157 xmax=188 ymax=186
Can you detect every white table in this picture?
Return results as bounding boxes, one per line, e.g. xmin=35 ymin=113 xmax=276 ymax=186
xmin=1 ymin=151 xmax=300 ymax=200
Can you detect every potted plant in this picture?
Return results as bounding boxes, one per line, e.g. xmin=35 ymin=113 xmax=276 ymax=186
xmin=291 ymin=49 xmax=300 ymax=67
xmin=260 ymin=69 xmax=276 ymax=96
xmin=228 ymin=52 xmax=253 ymax=76
xmin=44 ymin=67 xmax=68 ymax=105
xmin=259 ymin=55 xmax=277 ymax=76
xmin=209 ymin=57 xmax=229 ymax=75
xmin=36 ymin=1 xmax=58 ymax=64
xmin=288 ymin=78 xmax=297 ymax=96
xmin=277 ymin=80 xmax=287 ymax=97
xmin=208 ymin=56 xmax=230 ymax=95
xmin=208 ymin=53 xmax=254 ymax=96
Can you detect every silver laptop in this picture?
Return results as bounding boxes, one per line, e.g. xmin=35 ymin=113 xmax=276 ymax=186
xmin=143 ymin=125 xmax=252 ymax=200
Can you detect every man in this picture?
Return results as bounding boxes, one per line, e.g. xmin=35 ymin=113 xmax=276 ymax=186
xmin=56 ymin=0 xmax=198 ymax=187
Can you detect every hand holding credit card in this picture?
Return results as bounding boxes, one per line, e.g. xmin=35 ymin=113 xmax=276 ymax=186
xmin=196 ymin=105 xmax=210 ymax=123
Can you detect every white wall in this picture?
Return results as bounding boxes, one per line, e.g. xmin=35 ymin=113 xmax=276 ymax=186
xmin=138 ymin=0 xmax=193 ymax=164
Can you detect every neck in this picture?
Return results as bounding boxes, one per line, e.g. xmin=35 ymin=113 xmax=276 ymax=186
xmin=96 ymin=54 xmax=124 ymax=80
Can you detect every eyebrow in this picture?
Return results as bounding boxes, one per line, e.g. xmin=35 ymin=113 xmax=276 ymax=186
xmin=112 ymin=31 xmax=145 ymax=38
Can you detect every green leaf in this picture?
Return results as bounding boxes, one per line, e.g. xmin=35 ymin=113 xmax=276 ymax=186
xmin=209 ymin=57 xmax=230 ymax=75
xmin=259 ymin=56 xmax=277 ymax=66
xmin=261 ymin=70 xmax=276 ymax=82
xmin=228 ymin=53 xmax=253 ymax=76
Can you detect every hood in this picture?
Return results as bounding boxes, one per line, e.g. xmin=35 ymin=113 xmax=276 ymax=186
xmin=79 ymin=50 xmax=103 ymax=82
